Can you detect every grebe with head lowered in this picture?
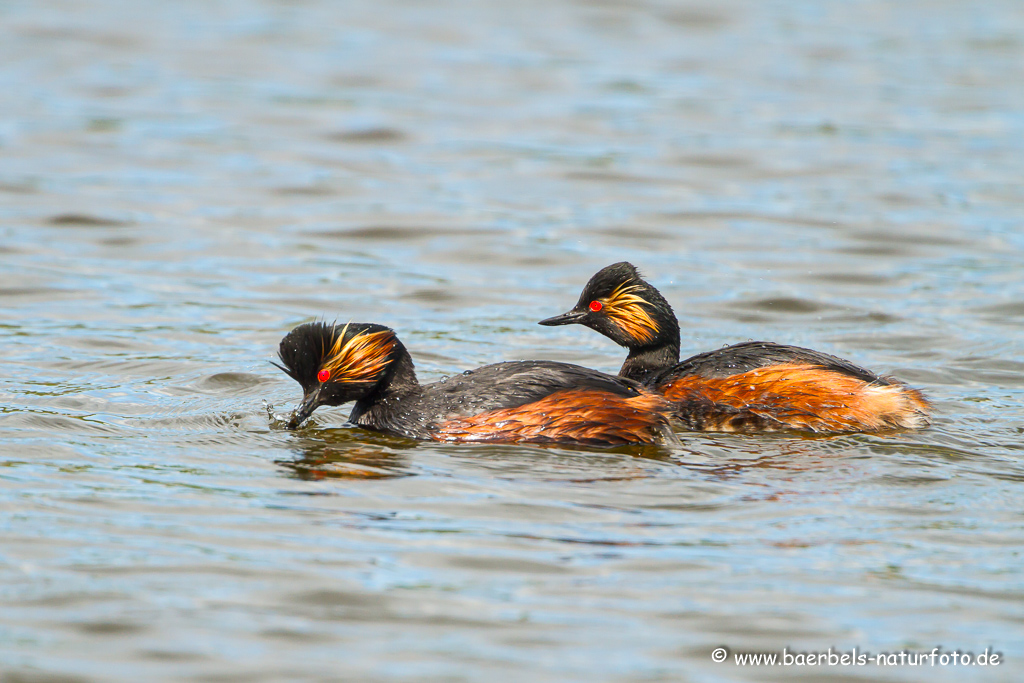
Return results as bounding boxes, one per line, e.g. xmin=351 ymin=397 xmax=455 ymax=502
xmin=275 ymin=321 xmax=675 ymax=446
xmin=539 ymin=262 xmax=930 ymax=433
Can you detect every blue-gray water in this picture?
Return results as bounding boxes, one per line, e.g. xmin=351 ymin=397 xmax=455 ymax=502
xmin=2 ymin=1 xmax=1023 ymax=681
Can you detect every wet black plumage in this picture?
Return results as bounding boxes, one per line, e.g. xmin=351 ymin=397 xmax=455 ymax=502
xmin=654 ymin=340 xmax=881 ymax=385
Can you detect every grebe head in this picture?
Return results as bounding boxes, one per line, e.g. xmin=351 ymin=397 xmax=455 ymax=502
xmin=275 ymin=321 xmax=398 ymax=428
xmin=539 ymin=262 xmax=676 ymax=350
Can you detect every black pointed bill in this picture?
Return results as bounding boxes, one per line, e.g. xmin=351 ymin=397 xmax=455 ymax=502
xmin=287 ymin=386 xmax=322 ymax=429
xmin=538 ymin=309 xmax=588 ymax=326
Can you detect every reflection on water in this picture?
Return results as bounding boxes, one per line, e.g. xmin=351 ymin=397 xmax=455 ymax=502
xmin=279 ymin=428 xmax=416 ymax=481
xmin=2 ymin=0 xmax=1024 ymax=680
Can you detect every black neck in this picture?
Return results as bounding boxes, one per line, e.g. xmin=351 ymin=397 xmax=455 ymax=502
xmin=349 ymin=343 xmax=420 ymax=425
xmin=617 ymin=298 xmax=681 ymax=382
xmin=618 ymin=342 xmax=680 ymax=383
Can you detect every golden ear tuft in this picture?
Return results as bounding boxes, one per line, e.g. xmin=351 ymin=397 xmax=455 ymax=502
xmin=602 ymin=282 xmax=658 ymax=343
xmin=321 ymin=324 xmax=395 ymax=383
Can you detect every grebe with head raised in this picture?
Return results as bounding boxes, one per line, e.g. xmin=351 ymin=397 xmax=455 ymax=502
xmin=540 ymin=262 xmax=930 ymax=433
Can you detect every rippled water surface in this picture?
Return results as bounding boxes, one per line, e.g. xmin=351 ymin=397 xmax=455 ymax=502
xmin=3 ymin=1 xmax=1024 ymax=681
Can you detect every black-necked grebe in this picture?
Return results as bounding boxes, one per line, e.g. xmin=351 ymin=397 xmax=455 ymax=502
xmin=539 ymin=262 xmax=930 ymax=433
xmin=275 ymin=321 xmax=675 ymax=445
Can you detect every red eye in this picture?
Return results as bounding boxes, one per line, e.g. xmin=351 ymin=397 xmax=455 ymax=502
xmin=317 ymin=369 xmax=330 ymax=383
xmin=589 ymin=301 xmax=603 ymax=312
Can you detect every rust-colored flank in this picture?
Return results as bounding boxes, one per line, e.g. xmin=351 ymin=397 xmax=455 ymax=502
xmin=659 ymin=364 xmax=931 ymax=433
xmin=435 ymin=388 xmax=673 ymax=445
